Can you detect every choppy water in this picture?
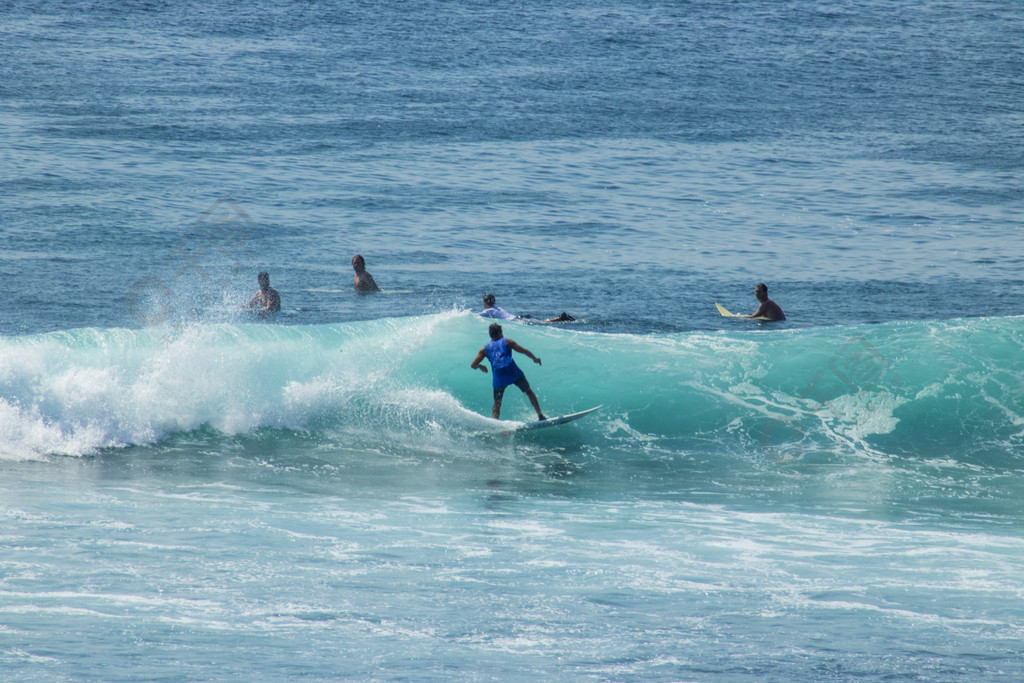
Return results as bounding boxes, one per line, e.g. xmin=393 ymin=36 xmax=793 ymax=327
xmin=2 ymin=0 xmax=1023 ymax=680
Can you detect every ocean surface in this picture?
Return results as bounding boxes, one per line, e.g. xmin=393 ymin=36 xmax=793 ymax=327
xmin=2 ymin=0 xmax=1024 ymax=680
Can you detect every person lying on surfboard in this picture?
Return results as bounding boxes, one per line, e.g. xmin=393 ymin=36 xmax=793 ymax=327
xmin=470 ymin=323 xmax=547 ymax=421
xmin=750 ymin=283 xmax=785 ymax=321
xmin=478 ymin=293 xmax=574 ymax=323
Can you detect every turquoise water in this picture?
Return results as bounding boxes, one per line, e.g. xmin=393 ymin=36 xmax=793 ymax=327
xmin=5 ymin=314 xmax=1024 ymax=472
xmin=3 ymin=0 xmax=1024 ymax=680
xmin=4 ymin=315 xmax=1024 ymax=678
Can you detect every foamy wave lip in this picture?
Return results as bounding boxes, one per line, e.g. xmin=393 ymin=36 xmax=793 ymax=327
xmin=0 ymin=314 xmax=487 ymax=459
xmin=0 ymin=399 xmax=123 ymax=461
xmin=0 ymin=325 xmax=275 ymax=459
xmin=822 ymin=391 xmax=906 ymax=440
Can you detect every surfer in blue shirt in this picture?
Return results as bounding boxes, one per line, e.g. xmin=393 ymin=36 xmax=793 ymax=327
xmin=478 ymin=293 xmax=575 ymax=323
xmin=750 ymin=283 xmax=785 ymax=321
xmin=471 ymin=323 xmax=546 ymax=421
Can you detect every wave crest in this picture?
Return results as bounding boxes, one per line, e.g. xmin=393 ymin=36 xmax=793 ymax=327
xmin=2 ymin=314 xmax=1022 ymax=462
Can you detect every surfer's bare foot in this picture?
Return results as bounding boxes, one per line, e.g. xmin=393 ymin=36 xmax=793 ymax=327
xmin=538 ymin=414 xmax=547 ymax=421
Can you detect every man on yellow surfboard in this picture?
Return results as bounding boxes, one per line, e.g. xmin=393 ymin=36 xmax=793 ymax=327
xmin=749 ymin=283 xmax=786 ymax=321
xmin=716 ymin=283 xmax=786 ymax=321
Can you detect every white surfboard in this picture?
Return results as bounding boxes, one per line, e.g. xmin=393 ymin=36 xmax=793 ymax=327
xmin=515 ymin=405 xmax=602 ymax=431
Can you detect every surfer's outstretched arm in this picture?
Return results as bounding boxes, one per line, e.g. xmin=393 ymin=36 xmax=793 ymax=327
xmin=470 ymin=348 xmax=488 ymax=373
xmin=507 ymin=339 xmax=541 ymax=366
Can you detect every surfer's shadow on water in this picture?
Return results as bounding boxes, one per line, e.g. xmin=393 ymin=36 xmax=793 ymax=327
xmin=476 ymin=429 xmax=594 ymax=484
xmin=478 ymin=458 xmax=588 ymax=513
xmin=523 ymin=449 xmax=588 ymax=481
xmin=470 ymin=441 xmax=593 ymax=513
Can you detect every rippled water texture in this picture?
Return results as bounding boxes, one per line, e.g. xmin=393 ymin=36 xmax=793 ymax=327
xmin=2 ymin=0 xmax=1023 ymax=680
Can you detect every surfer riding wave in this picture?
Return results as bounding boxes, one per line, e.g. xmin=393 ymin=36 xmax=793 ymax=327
xmin=470 ymin=323 xmax=546 ymax=421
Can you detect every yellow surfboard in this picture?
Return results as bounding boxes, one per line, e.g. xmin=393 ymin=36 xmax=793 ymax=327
xmin=716 ymin=302 xmax=773 ymax=321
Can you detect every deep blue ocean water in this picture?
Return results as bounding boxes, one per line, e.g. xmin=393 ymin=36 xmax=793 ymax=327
xmin=2 ymin=0 xmax=1024 ymax=680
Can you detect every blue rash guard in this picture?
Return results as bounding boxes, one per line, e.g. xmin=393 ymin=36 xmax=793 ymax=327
xmin=484 ymin=338 xmax=524 ymax=389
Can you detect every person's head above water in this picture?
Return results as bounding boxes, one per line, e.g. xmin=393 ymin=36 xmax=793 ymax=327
xmin=488 ymin=323 xmax=503 ymax=340
xmin=352 ymin=255 xmax=366 ymax=272
xmin=483 ymin=293 xmax=496 ymax=308
xmin=258 ymin=271 xmax=270 ymax=289
xmin=755 ymin=282 xmax=768 ymax=301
